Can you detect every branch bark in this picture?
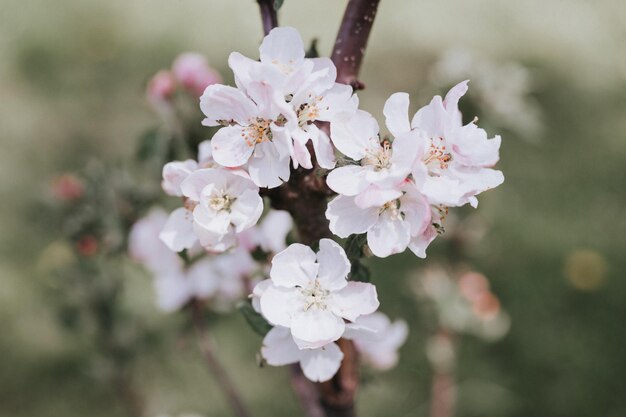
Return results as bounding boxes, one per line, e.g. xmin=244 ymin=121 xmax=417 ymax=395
xmin=257 ymin=0 xmax=278 ymax=36
xmin=191 ymin=301 xmax=252 ymax=417
xmin=331 ymin=0 xmax=381 ymax=90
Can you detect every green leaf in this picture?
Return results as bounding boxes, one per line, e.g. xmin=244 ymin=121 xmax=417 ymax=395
xmin=305 ymin=38 xmax=319 ymax=58
xmin=273 ymin=0 xmax=284 ymax=11
xmin=345 ymin=234 xmax=367 ymax=260
xmin=238 ymin=301 xmax=272 ymax=336
xmin=350 ymin=259 xmax=371 ymax=283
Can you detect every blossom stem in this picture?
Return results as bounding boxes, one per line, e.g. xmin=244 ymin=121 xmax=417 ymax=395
xmin=257 ymin=0 xmax=279 ymax=36
xmin=190 ymin=301 xmax=252 ymax=417
xmin=330 ymin=0 xmax=381 ymax=90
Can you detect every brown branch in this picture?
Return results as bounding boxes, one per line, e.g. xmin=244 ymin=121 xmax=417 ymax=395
xmin=290 ymin=365 xmax=327 ymax=417
xmin=257 ymin=0 xmax=278 ymax=36
xmin=191 ymin=301 xmax=252 ymax=417
xmin=330 ymin=0 xmax=381 ymax=90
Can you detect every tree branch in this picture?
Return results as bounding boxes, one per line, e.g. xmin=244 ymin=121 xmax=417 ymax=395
xmin=331 ymin=0 xmax=381 ymax=90
xmin=257 ymin=0 xmax=279 ymax=36
xmin=191 ymin=301 xmax=252 ymax=417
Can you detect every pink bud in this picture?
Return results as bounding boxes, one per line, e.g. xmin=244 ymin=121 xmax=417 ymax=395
xmin=147 ymin=70 xmax=176 ymax=102
xmin=471 ymin=291 xmax=501 ymax=320
xmin=172 ymin=52 xmax=222 ymax=97
xmin=50 ymin=174 xmax=84 ymax=201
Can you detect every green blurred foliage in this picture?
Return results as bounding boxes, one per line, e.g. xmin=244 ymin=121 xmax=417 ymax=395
xmin=1 ymin=1 xmax=626 ymax=417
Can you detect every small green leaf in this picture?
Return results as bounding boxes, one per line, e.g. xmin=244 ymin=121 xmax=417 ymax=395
xmin=238 ymin=301 xmax=272 ymax=336
xmin=350 ymin=259 xmax=371 ymax=282
xmin=305 ymin=38 xmax=319 ymax=58
xmin=273 ymin=0 xmax=284 ymax=11
xmin=345 ymin=234 xmax=368 ymax=260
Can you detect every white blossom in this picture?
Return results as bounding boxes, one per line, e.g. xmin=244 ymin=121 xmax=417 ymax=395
xmin=258 ymin=239 xmax=379 ymax=349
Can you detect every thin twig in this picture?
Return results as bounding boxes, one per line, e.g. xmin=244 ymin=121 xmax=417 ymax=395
xmin=330 ymin=0 xmax=381 ymax=90
xmin=257 ymin=0 xmax=278 ymax=36
xmin=191 ymin=301 xmax=252 ymax=417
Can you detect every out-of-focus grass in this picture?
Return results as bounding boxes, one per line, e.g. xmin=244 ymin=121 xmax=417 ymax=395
xmin=1 ymin=1 xmax=626 ymax=417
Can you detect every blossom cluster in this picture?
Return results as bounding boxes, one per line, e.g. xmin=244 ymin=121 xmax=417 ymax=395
xmin=132 ymin=26 xmax=503 ymax=383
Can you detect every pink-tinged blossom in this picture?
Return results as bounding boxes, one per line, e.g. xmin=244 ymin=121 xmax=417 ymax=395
xmin=258 ymin=239 xmax=379 ymax=349
xmin=129 ymin=209 xmax=182 ymax=275
xmin=327 ymin=110 xmax=422 ymax=196
xmin=345 ymin=312 xmax=408 ymax=370
xmin=261 ymin=326 xmax=344 ymax=382
xmin=383 ymin=81 xmax=504 ymax=208
xmin=162 ymin=159 xmax=199 ymax=197
xmin=159 ymin=168 xmax=263 ymax=252
xmin=172 ymin=52 xmax=222 ymax=97
xmin=200 ymin=83 xmax=293 ymax=188
xmin=326 ymin=184 xmax=431 ymax=258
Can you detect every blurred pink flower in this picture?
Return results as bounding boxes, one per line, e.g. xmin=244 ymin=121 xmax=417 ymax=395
xmin=172 ymin=53 xmax=222 ymax=97
xmin=147 ymin=70 xmax=176 ymax=103
xmin=50 ymin=174 xmax=84 ymax=201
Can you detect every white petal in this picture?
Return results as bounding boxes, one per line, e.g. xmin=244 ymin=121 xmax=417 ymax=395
xmin=354 ymin=185 xmax=402 ymax=209
xmin=229 ymin=189 xmax=263 ymax=232
xmin=197 ymin=140 xmax=214 ymax=166
xmin=258 ymin=210 xmax=293 ymax=254
xmin=329 ymin=282 xmax=379 ymax=322
xmin=162 ymin=160 xmax=198 ymax=197
xmin=326 ymin=195 xmax=379 ymax=238
xmin=330 ymin=110 xmax=379 ymax=160
xmin=291 ymin=309 xmax=345 ymax=349
xmin=159 ymin=207 xmax=197 ymax=252
xmin=383 ymin=92 xmax=411 ymax=137
xmin=316 ymin=239 xmax=350 ymax=291
xmin=309 ymin=124 xmax=336 ymax=169
xmin=260 ymin=27 xmax=305 ymax=68
xmin=181 ymin=168 xmax=223 ymax=201
xmin=389 ymin=129 xmax=421 ymax=176
xmin=251 ymin=279 xmax=273 ymax=313
xmin=259 ymin=285 xmax=303 ymax=327
xmin=261 ymin=326 xmax=302 ymax=366
xmin=367 ymin=213 xmax=411 ymax=258
xmin=411 ymin=96 xmax=449 ymax=138
xmin=194 ymin=225 xmax=236 ymax=252
xmin=408 ymin=226 xmax=438 ymax=258
xmin=211 ymin=126 xmax=255 ymax=167
xmin=129 ymin=209 xmax=182 ymax=275
xmin=300 ymin=343 xmax=343 ymax=382
xmin=326 ymin=165 xmax=369 ymax=196
xmin=247 ymin=142 xmax=291 ymax=188
xmin=193 ymin=205 xmax=231 ymax=236
xmin=271 ymin=243 xmax=319 ymax=287
xmin=442 ymin=80 xmax=469 ymax=125
xmin=200 ymin=84 xmax=257 ymax=126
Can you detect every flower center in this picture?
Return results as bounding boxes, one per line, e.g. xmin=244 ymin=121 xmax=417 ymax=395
xmin=363 ymin=140 xmax=392 ymax=171
xmin=381 ymin=198 xmax=402 ymax=220
xmin=208 ymin=194 xmax=232 ymax=212
xmin=296 ymin=95 xmax=325 ymax=127
xmin=243 ymin=118 xmax=273 ymax=147
xmin=300 ymin=279 xmax=329 ymax=311
xmin=423 ymin=137 xmax=453 ymax=171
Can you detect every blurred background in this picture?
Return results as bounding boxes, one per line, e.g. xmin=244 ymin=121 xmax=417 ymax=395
xmin=1 ymin=0 xmax=625 ymax=416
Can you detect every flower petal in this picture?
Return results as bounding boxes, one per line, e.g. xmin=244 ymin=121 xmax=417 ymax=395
xmin=271 ymin=243 xmax=319 ymax=287
xmin=326 ymin=195 xmax=379 ymax=238
xmin=316 ymin=239 xmax=350 ymax=291
xmin=229 ymin=188 xmax=263 ymax=232
xmin=330 ymin=110 xmax=379 ymax=160
xmin=326 ymin=165 xmax=369 ymax=196
xmin=159 ymin=207 xmax=197 ymax=252
xmin=260 ymin=27 xmax=305 ymax=68
xmin=248 ymin=142 xmax=291 ymax=188
xmin=261 ymin=326 xmax=302 ymax=366
xmin=291 ymin=309 xmax=345 ymax=349
xmin=300 ymin=343 xmax=344 ymax=382
xmin=383 ymin=92 xmax=411 ymax=137
xmin=330 ymin=281 xmax=379 ymax=322
xmin=200 ymin=84 xmax=257 ymax=126
xmin=211 ymin=126 xmax=255 ymax=168
xmin=259 ymin=285 xmax=303 ymax=327
xmin=366 ymin=212 xmax=411 ymax=258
